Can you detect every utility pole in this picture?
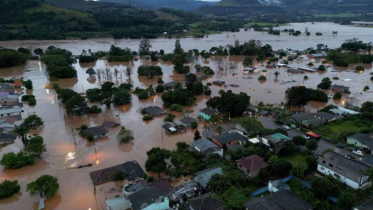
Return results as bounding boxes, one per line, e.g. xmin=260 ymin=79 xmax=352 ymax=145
xmin=71 ymin=127 xmax=76 ymax=146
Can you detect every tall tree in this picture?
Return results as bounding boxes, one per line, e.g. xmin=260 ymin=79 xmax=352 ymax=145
xmin=86 ymin=68 xmax=96 ymax=78
xmin=101 ymin=82 xmax=115 ymax=107
xmin=23 ymin=114 xmax=44 ymax=132
xmin=138 ymin=39 xmax=152 ymax=56
xmin=27 ymin=175 xmax=59 ymax=198
xmin=14 ymin=124 xmax=30 ymax=146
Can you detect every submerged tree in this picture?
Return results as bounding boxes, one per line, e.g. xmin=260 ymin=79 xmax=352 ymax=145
xmin=86 ymin=68 xmax=96 ymax=78
xmin=139 ymin=39 xmax=152 ymax=56
xmin=27 ymin=175 xmax=59 ymax=198
xmin=116 ymin=126 xmax=134 ymax=144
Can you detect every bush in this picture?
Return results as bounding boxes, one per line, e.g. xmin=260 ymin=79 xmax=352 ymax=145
xmin=157 ymin=78 xmax=164 ymax=84
xmin=0 ymin=152 xmax=34 ymax=169
xmin=89 ymin=106 xmax=102 ymax=113
xmin=306 ymin=140 xmax=318 ymax=151
xmin=334 ymin=59 xmax=348 ymax=67
xmin=318 ymin=65 xmax=326 ymax=71
xmin=164 ymin=113 xmax=176 ymax=122
xmin=332 ymin=77 xmax=339 ymax=80
xmin=155 ymin=85 xmax=164 ymax=93
xmin=175 ymin=66 xmax=190 ymax=74
xmin=258 ymin=76 xmax=267 ymax=81
xmin=191 ymin=121 xmax=198 ymax=129
xmin=87 ymin=134 xmax=94 ymax=142
xmin=0 ymin=180 xmax=21 ymax=199
xmin=204 ymin=89 xmax=212 ymax=96
xmin=21 ymin=95 xmax=35 ymax=101
xmin=138 ymin=91 xmax=149 ymax=99
xmin=364 ymin=86 xmax=370 ymax=91
xmin=143 ymin=116 xmax=154 ymax=121
xmin=355 ymin=65 xmax=364 ymax=71
xmin=28 ymin=98 xmax=36 ymax=105
xmin=371 ymin=76 xmax=373 ymax=81
xmin=333 ymin=93 xmax=342 ymax=100
xmin=170 ymin=104 xmax=183 ymax=112
xmin=206 ymin=82 xmax=212 ymax=86
xmin=23 ymin=80 xmax=33 ymax=90
xmin=304 ymin=75 xmax=308 ymax=80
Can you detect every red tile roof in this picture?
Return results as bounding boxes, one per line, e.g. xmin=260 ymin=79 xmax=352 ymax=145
xmin=236 ymin=154 xmax=269 ymax=173
xmin=13 ymin=79 xmax=22 ymax=87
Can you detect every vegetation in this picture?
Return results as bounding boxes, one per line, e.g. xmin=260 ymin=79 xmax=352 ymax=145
xmin=41 ymin=47 xmax=77 ymax=78
xmin=0 ymin=48 xmax=29 ymax=68
xmin=317 ymin=77 xmax=332 ymax=89
xmin=116 ymin=126 xmax=134 ymax=144
xmin=164 ymin=113 xmax=176 ymax=122
xmin=138 ymin=66 xmax=163 ymax=78
xmin=318 ymin=65 xmax=326 ymax=71
xmin=162 ymin=87 xmax=194 ymax=107
xmin=333 ymin=93 xmax=342 ymax=100
xmin=194 ymin=130 xmax=201 ymax=140
xmin=286 ymin=86 xmax=328 ymax=107
xmin=25 ymin=136 xmax=46 ymax=157
xmin=27 ymin=175 xmax=59 ymax=197
xmin=258 ymin=75 xmax=267 ymax=81
xmin=0 ymin=152 xmax=35 ymax=169
xmin=0 ymin=180 xmax=21 ymax=199
xmin=207 ymin=90 xmax=250 ymax=117
xmin=169 ymin=104 xmax=183 ymax=112
xmin=143 ymin=116 xmax=154 ymax=121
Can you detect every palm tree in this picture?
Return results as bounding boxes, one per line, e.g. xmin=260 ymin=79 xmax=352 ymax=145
xmin=274 ymin=71 xmax=280 ymax=78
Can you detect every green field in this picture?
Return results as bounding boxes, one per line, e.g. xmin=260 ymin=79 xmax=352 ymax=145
xmin=313 ymin=13 xmax=357 ymax=18
xmin=246 ymin=22 xmax=286 ymax=27
xmin=280 ymin=152 xmax=307 ymax=166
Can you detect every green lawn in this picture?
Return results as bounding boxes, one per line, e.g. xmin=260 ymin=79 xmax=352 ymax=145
xmin=280 ymin=152 xmax=307 ymax=166
xmin=313 ymin=13 xmax=357 ymax=18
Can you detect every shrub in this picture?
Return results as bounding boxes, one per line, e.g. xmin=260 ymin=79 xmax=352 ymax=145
xmin=113 ymin=171 xmax=126 ymax=181
xmin=164 ymin=113 xmax=176 ymax=122
xmin=157 ymin=78 xmax=164 ymax=84
xmin=355 ymin=65 xmax=364 ymax=71
xmin=318 ymin=65 xmax=326 ymax=71
xmin=89 ymin=106 xmax=102 ymax=113
xmin=333 ymin=93 xmax=342 ymax=100
xmin=258 ymin=76 xmax=267 ymax=81
xmin=21 ymin=95 xmax=35 ymax=101
xmin=304 ymin=75 xmax=308 ymax=80
xmin=371 ymin=76 xmax=373 ymax=81
xmin=204 ymin=89 xmax=212 ymax=96
xmin=364 ymin=86 xmax=370 ymax=91
xmin=0 ymin=152 xmax=34 ymax=169
xmin=0 ymin=180 xmax=21 ymax=199
xmin=138 ymin=91 xmax=149 ymax=99
xmin=143 ymin=116 xmax=154 ymax=121
xmin=170 ymin=104 xmax=183 ymax=112
xmin=334 ymin=59 xmax=348 ymax=67
xmin=155 ymin=85 xmax=164 ymax=93
xmin=206 ymin=82 xmax=212 ymax=86
xmin=28 ymin=98 xmax=36 ymax=105
xmin=262 ymin=70 xmax=267 ymax=72
xmin=307 ymin=62 xmax=314 ymax=66
xmin=332 ymin=77 xmax=339 ymax=80
xmin=191 ymin=121 xmax=198 ymax=129
xmin=288 ymin=56 xmax=294 ymax=61
xmin=87 ymin=134 xmax=94 ymax=142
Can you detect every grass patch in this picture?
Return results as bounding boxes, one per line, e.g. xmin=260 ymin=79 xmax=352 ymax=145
xmin=313 ymin=13 xmax=357 ymax=18
xmin=280 ymin=152 xmax=307 ymax=166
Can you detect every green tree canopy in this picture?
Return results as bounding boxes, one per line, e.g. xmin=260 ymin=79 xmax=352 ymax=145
xmin=27 ymin=175 xmax=59 ymax=197
xmin=116 ymin=126 xmax=134 ymax=144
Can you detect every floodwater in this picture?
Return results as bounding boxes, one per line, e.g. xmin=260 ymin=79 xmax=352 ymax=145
xmin=1 ymin=22 xmax=373 ymax=54
xmin=0 ymin=22 xmax=373 ymax=210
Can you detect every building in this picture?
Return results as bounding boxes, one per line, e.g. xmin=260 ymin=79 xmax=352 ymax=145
xmin=347 ymin=133 xmax=373 ymax=153
xmin=184 ymin=193 xmax=226 ymax=210
xmin=168 ymin=181 xmax=201 ymax=203
xmin=162 ymin=122 xmax=186 ymax=134
xmin=190 ymin=139 xmax=223 ymax=157
xmin=211 ymin=132 xmax=247 ymax=148
xmin=193 ymin=167 xmax=223 ymax=188
xmin=106 ymin=187 xmax=170 ymax=210
xmin=0 ymin=92 xmax=18 ymax=104
xmin=317 ymin=152 xmax=371 ymax=189
xmin=199 ymin=108 xmax=219 ymax=121
xmin=245 ymin=190 xmax=313 ymax=210
xmin=290 ymin=113 xmax=314 ymax=125
xmin=12 ymin=79 xmax=23 ymax=88
xmin=163 ymin=81 xmax=180 ymax=90
xmin=82 ymin=126 xmax=108 ymax=139
xmin=0 ymin=108 xmax=23 ymax=117
xmin=143 ymin=106 xmax=167 ymax=117
xmin=101 ymin=120 xmax=120 ymax=129
xmin=329 ymin=107 xmax=360 ymax=116
xmin=0 ymin=130 xmax=17 ymax=145
xmin=313 ymin=112 xmax=338 ymax=122
xmin=287 ymin=68 xmax=303 ymax=73
xmin=261 ymin=133 xmax=292 ymax=154
xmin=179 ymin=117 xmax=197 ymax=127
xmin=227 ymin=144 xmax=246 ymax=153
xmin=0 ymin=83 xmax=16 ymax=93
xmin=149 ymin=179 xmax=173 ymax=193
xmin=236 ymin=155 xmax=269 ymax=179
xmin=90 ymin=161 xmax=145 ymax=185
xmin=331 ymin=84 xmax=350 ymax=93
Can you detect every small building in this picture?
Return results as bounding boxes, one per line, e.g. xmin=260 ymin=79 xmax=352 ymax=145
xmin=90 ymin=161 xmax=144 ymax=185
xmin=0 ymin=108 xmax=23 ymax=117
xmin=245 ymin=190 xmax=313 ymax=210
xmin=123 ymin=178 xmax=149 ymax=195
xmin=287 ymin=68 xmax=303 ymax=73
xmin=163 ymin=81 xmax=180 ymax=90
xmin=199 ymin=108 xmax=219 ymax=121
xmin=331 ymin=84 xmax=350 ymax=93
xmin=193 ymin=167 xmax=223 ymax=189
xmin=149 ymin=179 xmax=173 ymax=193
xmin=106 ymin=187 xmax=170 ymax=210
xmin=317 ymin=152 xmax=371 ymax=189
xmin=162 ymin=122 xmax=186 ymax=134
xmin=168 ymin=180 xmax=201 ymax=203
xmin=212 ymin=80 xmax=225 ymax=85
xmin=0 ymin=92 xmax=18 ymax=104
xmin=243 ymin=67 xmax=257 ymax=73
xmin=101 ymin=120 xmax=120 ymax=129
xmin=313 ymin=112 xmax=338 ymax=122
xmin=347 ymin=133 xmax=373 ymax=152
xmin=297 ymin=67 xmax=317 ymax=72
xmin=0 ymin=130 xmax=17 ymax=145
xmin=179 ymin=117 xmax=197 ymax=127
xmin=236 ymin=154 xmax=269 ymax=179
xmin=82 ymin=126 xmax=108 ymax=139
xmin=184 ymin=193 xmax=226 ymax=210
xmin=12 ymin=79 xmax=23 ymax=88
xmin=290 ymin=113 xmax=314 ymax=125
xmin=190 ymin=138 xmax=223 ymax=157
xmin=211 ymin=132 xmax=247 ymax=148
xmin=261 ymin=133 xmax=292 ymax=154
xmin=143 ymin=106 xmax=167 ymax=117
xmin=329 ymin=107 xmax=360 ymax=116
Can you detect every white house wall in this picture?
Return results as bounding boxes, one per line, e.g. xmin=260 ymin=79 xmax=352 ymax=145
xmin=317 ymin=164 xmax=368 ymax=189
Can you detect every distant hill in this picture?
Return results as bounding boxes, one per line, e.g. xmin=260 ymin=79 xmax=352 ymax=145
xmin=100 ymin=0 xmax=216 ymax=11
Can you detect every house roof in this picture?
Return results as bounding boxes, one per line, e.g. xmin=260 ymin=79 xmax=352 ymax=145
xmin=245 ymin=190 xmax=313 ymax=210
xmin=227 ymin=144 xmax=245 ymax=152
xmin=90 ymin=161 xmax=144 ymax=185
xmin=82 ymin=126 xmax=108 ymax=136
xmin=0 ymin=131 xmax=17 ymax=144
xmin=5 ymin=116 xmax=18 ymax=124
xmin=13 ymin=79 xmax=23 ymax=87
xmin=144 ymin=106 xmax=166 ymax=116
xmin=291 ymin=113 xmax=314 ymax=122
xmin=203 ymin=147 xmax=222 ymax=155
xmin=163 ymin=81 xmax=179 ymax=88
xmin=180 ymin=116 xmax=197 ymax=124
xmin=200 ymin=108 xmax=219 ymax=116
xmin=149 ymin=179 xmax=173 ymax=193
xmin=263 ymin=133 xmax=291 ymax=143
xmin=212 ymin=132 xmax=247 ymax=145
xmin=101 ymin=120 xmax=119 ymax=128
xmin=331 ymin=84 xmax=349 ymax=90
xmin=168 ymin=180 xmax=199 ymax=201
xmin=124 ymin=178 xmax=149 ymax=193
xmin=192 ymin=139 xmax=219 ymax=153
xmin=0 ymin=108 xmax=22 ymax=116
xmin=193 ymin=167 xmax=223 ymax=188
xmin=357 ymin=197 xmax=373 ymax=210
xmin=314 ymin=112 xmax=336 ymax=120
xmin=319 ymin=152 xmax=371 ymax=182
xmin=236 ymin=155 xmax=269 ymax=173
xmin=127 ymin=187 xmax=165 ymax=210
xmin=348 ymin=133 xmax=373 ymax=148
xmin=0 ymin=92 xmax=9 ymax=98
xmin=186 ymin=193 xmax=226 ymax=210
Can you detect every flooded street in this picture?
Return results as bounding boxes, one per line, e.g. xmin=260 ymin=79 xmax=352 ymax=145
xmin=1 ymin=22 xmax=373 ymax=54
xmin=0 ymin=22 xmax=373 ymax=210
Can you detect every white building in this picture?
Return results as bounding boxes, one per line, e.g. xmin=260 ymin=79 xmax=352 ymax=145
xmin=317 ymin=152 xmax=371 ymax=189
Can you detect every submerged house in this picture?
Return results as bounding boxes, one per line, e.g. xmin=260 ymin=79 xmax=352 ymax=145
xmin=190 ymin=138 xmax=223 ymax=157
xmin=82 ymin=126 xmax=108 ymax=139
xmin=179 ymin=117 xmax=197 ymax=127
xmin=199 ymin=108 xmax=219 ymax=121
xmin=143 ymin=106 xmax=167 ymax=117
xmin=211 ymin=132 xmax=247 ymax=148
xmin=331 ymin=84 xmax=350 ymax=93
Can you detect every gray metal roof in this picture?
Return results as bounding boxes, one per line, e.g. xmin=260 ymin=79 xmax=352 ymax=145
xmin=192 ymin=139 xmax=219 ymax=153
xmin=127 ymin=187 xmax=165 ymax=210
xmin=348 ymin=133 xmax=373 ymax=148
xmin=193 ymin=167 xmax=223 ymax=188
xmin=186 ymin=193 xmax=226 ymax=210
xmin=82 ymin=126 xmax=108 ymax=136
xmin=144 ymin=106 xmax=166 ymax=116
xmin=291 ymin=113 xmax=314 ymax=122
xmin=212 ymin=132 xmax=247 ymax=145
xmin=314 ymin=112 xmax=336 ymax=120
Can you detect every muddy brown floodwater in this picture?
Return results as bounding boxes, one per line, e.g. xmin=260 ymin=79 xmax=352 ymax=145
xmin=0 ymin=22 xmax=373 ymax=210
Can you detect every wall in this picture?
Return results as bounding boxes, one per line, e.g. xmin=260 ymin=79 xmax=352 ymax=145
xmin=317 ymin=164 xmax=363 ymax=189
xmin=346 ymin=137 xmax=362 ymax=148
xmin=142 ymin=198 xmax=170 ymax=210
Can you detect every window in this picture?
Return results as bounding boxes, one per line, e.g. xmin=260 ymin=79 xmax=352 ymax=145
xmin=329 ymin=163 xmax=333 ymax=168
